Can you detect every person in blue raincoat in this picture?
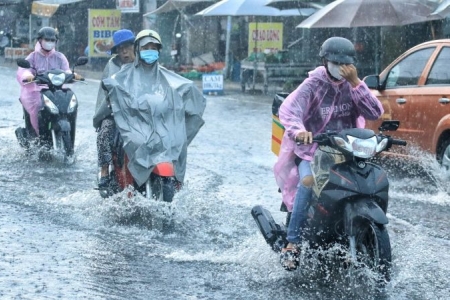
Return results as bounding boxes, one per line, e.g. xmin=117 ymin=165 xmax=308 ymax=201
xmin=102 ymin=29 xmax=206 ymax=189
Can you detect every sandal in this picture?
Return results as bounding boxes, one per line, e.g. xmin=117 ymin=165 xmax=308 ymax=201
xmin=280 ymin=245 xmax=300 ymax=271
xmin=98 ymin=176 xmax=110 ymax=189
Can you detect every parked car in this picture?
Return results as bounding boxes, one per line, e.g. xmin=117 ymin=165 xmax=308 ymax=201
xmin=364 ymin=39 xmax=450 ymax=170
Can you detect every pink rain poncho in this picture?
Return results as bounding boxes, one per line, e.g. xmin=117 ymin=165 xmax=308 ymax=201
xmin=16 ymin=41 xmax=70 ymax=135
xmin=274 ymin=66 xmax=384 ymax=211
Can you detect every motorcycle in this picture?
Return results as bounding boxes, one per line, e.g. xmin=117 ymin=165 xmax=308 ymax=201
xmin=15 ymin=56 xmax=88 ymax=161
xmin=0 ymin=30 xmax=10 ymax=55
xmin=98 ymin=132 xmax=181 ymax=202
xmin=251 ymin=120 xmax=406 ymax=285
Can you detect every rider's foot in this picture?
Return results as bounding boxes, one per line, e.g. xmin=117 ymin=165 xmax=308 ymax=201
xmin=280 ymin=243 xmax=300 ymax=271
xmin=15 ymin=127 xmax=30 ymax=149
xmin=98 ymin=176 xmax=110 ymax=189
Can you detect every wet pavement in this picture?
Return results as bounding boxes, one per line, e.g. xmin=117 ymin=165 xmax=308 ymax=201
xmin=0 ymin=58 xmax=449 ymax=300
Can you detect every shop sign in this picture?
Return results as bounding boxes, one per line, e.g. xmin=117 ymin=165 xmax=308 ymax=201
xmin=88 ymin=9 xmax=121 ymax=58
xmin=248 ymin=22 xmax=283 ymax=56
xmin=202 ymin=74 xmax=224 ymax=95
xmin=116 ymin=0 xmax=140 ymax=13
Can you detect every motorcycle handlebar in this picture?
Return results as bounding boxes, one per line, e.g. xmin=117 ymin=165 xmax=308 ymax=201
xmin=390 ymin=138 xmax=407 ymax=146
xmin=296 ymin=132 xmax=407 ymax=148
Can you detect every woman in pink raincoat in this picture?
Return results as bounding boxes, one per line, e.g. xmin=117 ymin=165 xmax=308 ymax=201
xmin=16 ymin=27 xmax=80 ymax=137
xmin=275 ymin=37 xmax=384 ymax=271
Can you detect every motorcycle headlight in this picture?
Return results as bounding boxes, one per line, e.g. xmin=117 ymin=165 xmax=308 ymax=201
xmin=43 ymin=94 xmax=59 ymax=114
xmin=376 ymin=138 xmax=389 ymax=153
xmin=347 ymin=135 xmax=378 ymax=158
xmin=48 ymin=73 xmax=66 ymax=86
xmin=67 ymin=94 xmax=78 ymax=113
xmin=332 ymin=135 xmax=378 ymax=158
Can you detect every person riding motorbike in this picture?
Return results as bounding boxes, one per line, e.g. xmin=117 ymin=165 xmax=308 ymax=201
xmin=16 ymin=26 xmax=82 ymax=140
xmin=101 ymin=29 xmax=206 ymax=193
xmin=274 ymin=37 xmax=384 ymax=270
xmin=93 ymin=29 xmax=136 ymax=189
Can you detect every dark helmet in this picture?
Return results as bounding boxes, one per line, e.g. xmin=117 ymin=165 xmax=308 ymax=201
xmin=37 ymin=27 xmax=58 ymax=41
xmin=319 ymin=37 xmax=355 ymax=64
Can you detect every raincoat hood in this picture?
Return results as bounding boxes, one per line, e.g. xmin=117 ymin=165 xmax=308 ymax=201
xmin=102 ymin=62 xmax=206 ymax=186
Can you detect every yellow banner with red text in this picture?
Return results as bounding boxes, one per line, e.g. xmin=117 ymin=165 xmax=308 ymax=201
xmin=88 ymin=9 xmax=121 ymax=58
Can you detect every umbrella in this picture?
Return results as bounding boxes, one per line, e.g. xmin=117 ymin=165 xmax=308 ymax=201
xmin=196 ymin=0 xmax=314 ymax=88
xmin=296 ymin=0 xmax=443 ymax=73
xmin=196 ymin=0 xmax=289 ymax=16
xmin=297 ymin=0 xmax=442 ymax=28
xmin=143 ymin=0 xmax=214 ymax=16
xmin=429 ymin=0 xmax=450 ymax=18
xmin=265 ymin=0 xmax=326 ymax=10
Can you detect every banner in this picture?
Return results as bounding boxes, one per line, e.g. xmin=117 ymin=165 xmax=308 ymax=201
xmin=116 ymin=0 xmax=140 ymax=13
xmin=88 ymin=9 xmax=121 ymax=58
xmin=248 ymin=22 xmax=283 ymax=56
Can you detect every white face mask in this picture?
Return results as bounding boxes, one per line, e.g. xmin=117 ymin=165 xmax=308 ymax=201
xmin=327 ymin=61 xmax=343 ymax=80
xmin=42 ymin=41 xmax=55 ymax=51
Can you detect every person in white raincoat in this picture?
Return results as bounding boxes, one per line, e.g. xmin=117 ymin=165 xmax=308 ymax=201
xmin=102 ymin=29 xmax=206 ymax=188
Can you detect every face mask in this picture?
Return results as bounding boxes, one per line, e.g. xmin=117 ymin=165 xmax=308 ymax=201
xmin=140 ymin=49 xmax=159 ymax=64
xmin=42 ymin=41 xmax=55 ymax=51
xmin=327 ymin=61 xmax=343 ymax=80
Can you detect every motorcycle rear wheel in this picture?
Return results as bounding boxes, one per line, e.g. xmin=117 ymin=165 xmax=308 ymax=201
xmin=152 ymin=177 xmax=175 ymax=203
xmin=354 ymin=223 xmax=391 ymax=284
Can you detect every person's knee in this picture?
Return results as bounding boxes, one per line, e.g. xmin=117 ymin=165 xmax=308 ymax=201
xmin=301 ymin=175 xmax=314 ymax=187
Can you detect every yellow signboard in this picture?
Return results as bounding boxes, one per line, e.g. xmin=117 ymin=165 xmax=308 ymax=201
xmin=31 ymin=2 xmax=59 ymax=18
xmin=88 ymin=9 xmax=121 ymax=58
xmin=248 ymin=22 xmax=283 ymax=56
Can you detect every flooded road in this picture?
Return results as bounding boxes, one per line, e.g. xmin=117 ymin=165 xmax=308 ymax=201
xmin=0 ymin=64 xmax=449 ymax=299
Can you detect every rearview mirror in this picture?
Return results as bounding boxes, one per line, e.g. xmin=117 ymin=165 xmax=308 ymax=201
xmin=364 ymin=75 xmax=380 ymax=90
xmin=16 ymin=58 xmax=31 ymax=69
xmin=379 ymin=120 xmax=400 ymax=132
xmin=76 ymin=56 xmax=89 ymax=66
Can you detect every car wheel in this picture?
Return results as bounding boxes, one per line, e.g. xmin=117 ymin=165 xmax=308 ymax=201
xmin=437 ymin=138 xmax=450 ymax=170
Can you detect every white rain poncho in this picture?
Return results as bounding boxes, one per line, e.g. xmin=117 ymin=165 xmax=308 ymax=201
xmin=102 ymin=60 xmax=206 ymax=186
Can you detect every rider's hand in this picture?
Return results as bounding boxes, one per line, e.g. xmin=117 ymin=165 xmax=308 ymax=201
xmin=295 ymin=131 xmax=313 ymax=144
xmin=74 ymin=73 xmax=83 ymax=80
xmin=24 ymin=75 xmax=34 ymax=83
xmin=340 ymin=64 xmax=361 ymax=88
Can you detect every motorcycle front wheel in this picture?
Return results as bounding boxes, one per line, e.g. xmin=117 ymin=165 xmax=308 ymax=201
xmin=353 ymin=222 xmax=391 ymax=284
xmin=61 ymin=131 xmax=73 ymax=156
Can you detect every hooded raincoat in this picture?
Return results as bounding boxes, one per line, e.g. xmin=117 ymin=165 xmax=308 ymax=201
xmin=16 ymin=41 xmax=71 ymax=135
xmin=274 ymin=66 xmax=384 ymax=211
xmin=102 ymin=58 xmax=206 ymax=186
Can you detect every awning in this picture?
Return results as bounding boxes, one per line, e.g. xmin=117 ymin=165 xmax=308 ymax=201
xmin=143 ymin=0 xmax=214 ymax=16
xmin=32 ymin=2 xmax=59 ymax=17
xmin=31 ymin=0 xmax=85 ymax=17
xmin=0 ymin=0 xmax=22 ymax=5
xmin=34 ymin=0 xmax=85 ymax=4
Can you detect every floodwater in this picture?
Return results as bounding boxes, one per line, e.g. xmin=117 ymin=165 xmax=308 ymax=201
xmin=0 ymin=64 xmax=448 ymax=299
